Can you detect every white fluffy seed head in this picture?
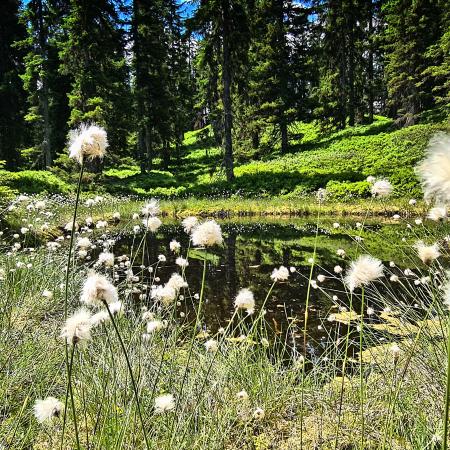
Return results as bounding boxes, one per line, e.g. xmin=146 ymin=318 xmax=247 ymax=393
xmin=154 ymin=394 xmax=175 ymax=414
xmin=191 ymin=220 xmax=223 ymax=247
xmin=427 ymin=206 xmax=447 ymax=221
xmin=416 ymin=133 xmax=450 ymax=203
xmin=371 ymin=179 xmax=393 ymax=197
xmin=153 ymin=285 xmax=177 ymax=306
xmin=60 ymin=308 xmax=92 ymax=345
xmin=270 ymin=266 xmax=289 ymax=282
xmin=234 ymin=288 xmax=255 ymax=315
xmin=97 ymin=251 xmax=114 ymax=267
xmin=142 ymin=216 xmax=162 ymax=233
xmin=34 ymin=397 xmax=63 ymax=423
xmin=204 ymin=339 xmax=218 ymax=353
xmin=80 ymin=272 xmax=118 ymax=307
xmin=166 ymin=273 xmax=188 ymax=292
xmin=68 ymin=124 xmax=108 ymax=163
xmin=175 ymin=256 xmax=189 ymax=268
xmin=182 ymin=216 xmax=198 ymax=234
xmin=414 ymin=241 xmax=440 ymax=264
xmin=141 ymin=199 xmax=160 ymax=217
xmin=344 ymin=255 xmax=384 ymax=292
xmin=170 ymin=240 xmax=181 ymax=253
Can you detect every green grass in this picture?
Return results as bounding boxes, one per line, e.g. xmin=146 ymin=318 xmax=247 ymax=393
xmin=3 ymin=116 xmax=449 ymax=203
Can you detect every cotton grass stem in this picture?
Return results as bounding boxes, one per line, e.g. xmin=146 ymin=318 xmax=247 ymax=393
xmin=104 ymin=302 xmax=150 ymax=450
xmin=359 ymin=287 xmax=365 ymax=450
xmin=61 ymin=163 xmax=84 ymax=449
xmin=170 ymin=255 xmax=208 ymax=438
xmin=334 ymin=292 xmax=353 ymax=450
xmin=443 ymin=316 xmax=450 ymax=450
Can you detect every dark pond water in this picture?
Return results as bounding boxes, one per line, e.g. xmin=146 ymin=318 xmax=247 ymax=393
xmin=100 ymin=216 xmax=432 ymax=357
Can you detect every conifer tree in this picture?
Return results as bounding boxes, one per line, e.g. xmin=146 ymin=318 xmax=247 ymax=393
xmin=383 ymin=0 xmax=441 ymax=125
xmin=19 ymin=0 xmax=70 ymax=168
xmin=0 ymin=0 xmax=28 ymax=169
xmin=59 ymin=0 xmax=130 ymax=169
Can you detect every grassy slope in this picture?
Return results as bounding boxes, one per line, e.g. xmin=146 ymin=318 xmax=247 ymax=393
xmin=1 ymin=116 xmax=449 ymax=202
xmin=100 ymin=116 xmax=450 ymax=199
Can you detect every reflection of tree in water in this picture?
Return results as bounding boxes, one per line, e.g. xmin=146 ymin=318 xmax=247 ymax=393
xmin=225 ymin=230 xmax=238 ymax=302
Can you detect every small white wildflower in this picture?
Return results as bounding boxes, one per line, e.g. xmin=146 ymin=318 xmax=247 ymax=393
xmin=428 ymin=206 xmax=447 ymax=221
xmin=112 ymin=212 xmax=121 ymax=220
xmin=147 ymin=320 xmax=165 ymax=333
xmin=253 ymin=407 xmax=265 ymax=420
xmin=409 ymin=199 xmax=417 ymax=205
xmin=166 ymin=273 xmax=188 ymax=291
xmin=334 ymin=265 xmax=343 ymax=274
xmin=317 ymin=274 xmax=326 ymax=283
xmin=390 ymin=274 xmax=399 ymax=282
xmin=414 ymin=241 xmax=440 ymax=264
xmin=42 ymin=290 xmax=53 ymax=299
xmin=158 ymin=254 xmax=166 ymax=262
xmin=175 ymin=257 xmax=189 ymax=268
xmin=141 ymin=199 xmax=160 ymax=217
xmin=336 ymin=249 xmax=346 ymax=257
xmin=142 ymin=216 xmax=162 ymax=233
xmin=366 ymin=175 xmax=376 ymax=183
xmin=77 ymin=237 xmax=91 ymax=249
xmin=236 ymin=390 xmax=249 ymax=400
xmin=170 ymin=240 xmax=181 ymax=253
xmin=97 ymin=252 xmax=114 ymax=267
xmin=416 ymin=133 xmax=450 ymax=203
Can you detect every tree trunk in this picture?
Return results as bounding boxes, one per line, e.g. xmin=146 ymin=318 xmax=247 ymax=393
xmin=367 ymin=0 xmax=374 ymax=123
xmin=37 ymin=0 xmax=52 ymax=168
xmin=145 ymin=126 xmax=153 ymax=171
xmin=221 ymin=0 xmax=234 ymax=182
xmin=280 ymin=120 xmax=288 ymax=154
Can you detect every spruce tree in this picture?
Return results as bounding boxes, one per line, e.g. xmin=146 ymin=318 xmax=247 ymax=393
xmin=18 ymin=0 xmax=71 ymax=168
xmin=0 ymin=0 xmax=28 ymax=169
xmin=383 ymin=0 xmax=441 ymax=125
xmin=59 ymin=0 xmax=130 ymax=169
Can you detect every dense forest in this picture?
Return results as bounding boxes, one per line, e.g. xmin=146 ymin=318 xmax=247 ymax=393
xmin=0 ymin=0 xmax=449 ymax=182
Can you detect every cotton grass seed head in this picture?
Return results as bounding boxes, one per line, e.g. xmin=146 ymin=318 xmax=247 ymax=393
xmin=154 ymin=394 xmax=175 ymax=414
xmin=34 ymin=397 xmax=63 ymax=422
xmin=234 ymin=288 xmax=255 ymax=315
xmin=344 ymin=255 xmax=384 ymax=292
xmin=416 ymin=133 xmax=450 ymax=203
xmin=191 ymin=220 xmax=223 ymax=247
xmin=81 ymin=272 xmax=118 ymax=307
xmin=142 ymin=216 xmax=162 ymax=233
xmin=271 ymin=265 xmax=289 ymax=282
xmin=96 ymin=251 xmax=114 ymax=267
xmin=204 ymin=339 xmax=218 ymax=353
xmin=427 ymin=206 xmax=447 ymax=222
xmin=68 ymin=124 xmax=108 ymax=163
xmin=371 ymin=179 xmax=392 ymax=197
xmin=60 ymin=308 xmax=92 ymax=345
xmin=141 ymin=199 xmax=160 ymax=217
xmin=182 ymin=216 xmax=198 ymax=234
xmin=414 ymin=241 xmax=440 ymax=264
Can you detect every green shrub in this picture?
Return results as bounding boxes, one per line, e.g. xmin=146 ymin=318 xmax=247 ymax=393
xmin=326 ymin=180 xmax=371 ymax=199
xmin=0 ymin=170 xmax=71 ymax=194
